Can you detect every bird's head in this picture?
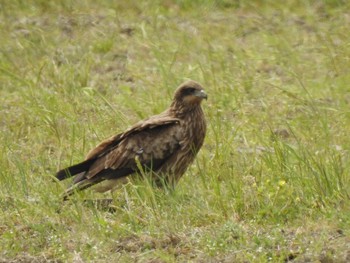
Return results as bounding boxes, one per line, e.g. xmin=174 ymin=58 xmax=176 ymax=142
xmin=173 ymin=80 xmax=207 ymax=107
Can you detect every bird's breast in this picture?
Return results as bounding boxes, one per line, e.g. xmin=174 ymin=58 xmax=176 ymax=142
xmin=179 ymin=109 xmax=206 ymax=153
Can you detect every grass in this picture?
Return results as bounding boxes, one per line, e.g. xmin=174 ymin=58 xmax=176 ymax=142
xmin=1 ymin=0 xmax=350 ymax=262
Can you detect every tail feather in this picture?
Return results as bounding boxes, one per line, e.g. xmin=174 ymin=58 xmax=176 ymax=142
xmin=56 ymin=158 xmax=95 ymax=181
xmin=62 ymin=168 xmax=134 ymax=200
xmin=62 ymin=177 xmax=104 ymax=200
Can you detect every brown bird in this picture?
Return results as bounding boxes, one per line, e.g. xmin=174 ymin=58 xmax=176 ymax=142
xmin=56 ymin=80 xmax=207 ymax=200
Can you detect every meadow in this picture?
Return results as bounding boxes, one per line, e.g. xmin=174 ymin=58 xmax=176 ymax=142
xmin=1 ymin=0 xmax=350 ymax=262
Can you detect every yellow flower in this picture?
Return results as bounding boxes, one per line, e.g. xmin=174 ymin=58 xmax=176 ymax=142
xmin=278 ymin=180 xmax=286 ymax=187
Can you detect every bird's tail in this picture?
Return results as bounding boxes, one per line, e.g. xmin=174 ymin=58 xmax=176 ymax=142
xmin=55 ymin=159 xmax=95 ymax=181
xmin=61 ymin=177 xmax=104 ymax=200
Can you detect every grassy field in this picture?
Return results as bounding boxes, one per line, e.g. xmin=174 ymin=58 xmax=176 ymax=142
xmin=1 ymin=0 xmax=350 ymax=262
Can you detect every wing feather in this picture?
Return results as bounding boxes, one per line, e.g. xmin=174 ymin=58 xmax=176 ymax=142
xmin=86 ymin=122 xmax=183 ymax=181
xmin=75 ymin=114 xmax=182 ymax=183
xmin=85 ymin=114 xmax=180 ymax=160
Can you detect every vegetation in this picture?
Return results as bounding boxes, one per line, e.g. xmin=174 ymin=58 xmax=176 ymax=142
xmin=1 ymin=0 xmax=350 ymax=262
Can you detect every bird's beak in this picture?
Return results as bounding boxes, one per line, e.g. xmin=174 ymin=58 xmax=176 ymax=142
xmin=194 ymin=89 xmax=208 ymax=100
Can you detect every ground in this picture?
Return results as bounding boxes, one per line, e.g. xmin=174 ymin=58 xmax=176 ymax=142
xmin=1 ymin=0 xmax=350 ymax=262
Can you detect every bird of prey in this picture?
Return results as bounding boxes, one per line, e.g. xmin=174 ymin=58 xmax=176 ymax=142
xmin=56 ymin=80 xmax=207 ymax=200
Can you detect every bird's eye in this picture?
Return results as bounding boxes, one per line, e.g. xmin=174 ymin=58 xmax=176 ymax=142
xmin=184 ymin=88 xmax=195 ymax=94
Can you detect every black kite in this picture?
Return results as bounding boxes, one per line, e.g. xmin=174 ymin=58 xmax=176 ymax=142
xmin=56 ymin=80 xmax=207 ymax=199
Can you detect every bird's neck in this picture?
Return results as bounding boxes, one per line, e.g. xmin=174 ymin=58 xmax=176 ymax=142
xmin=169 ymin=101 xmax=203 ymax=118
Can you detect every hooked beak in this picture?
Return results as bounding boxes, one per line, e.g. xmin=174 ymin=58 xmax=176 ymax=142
xmin=193 ymin=89 xmax=208 ymax=100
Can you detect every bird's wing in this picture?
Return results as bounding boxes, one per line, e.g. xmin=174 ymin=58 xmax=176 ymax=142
xmin=85 ymin=115 xmax=180 ymax=160
xmin=55 ymin=114 xmax=181 ymax=183
xmin=83 ymin=115 xmax=182 ymax=181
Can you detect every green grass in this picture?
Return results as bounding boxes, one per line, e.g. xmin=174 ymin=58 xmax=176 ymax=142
xmin=1 ymin=0 xmax=350 ymax=262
